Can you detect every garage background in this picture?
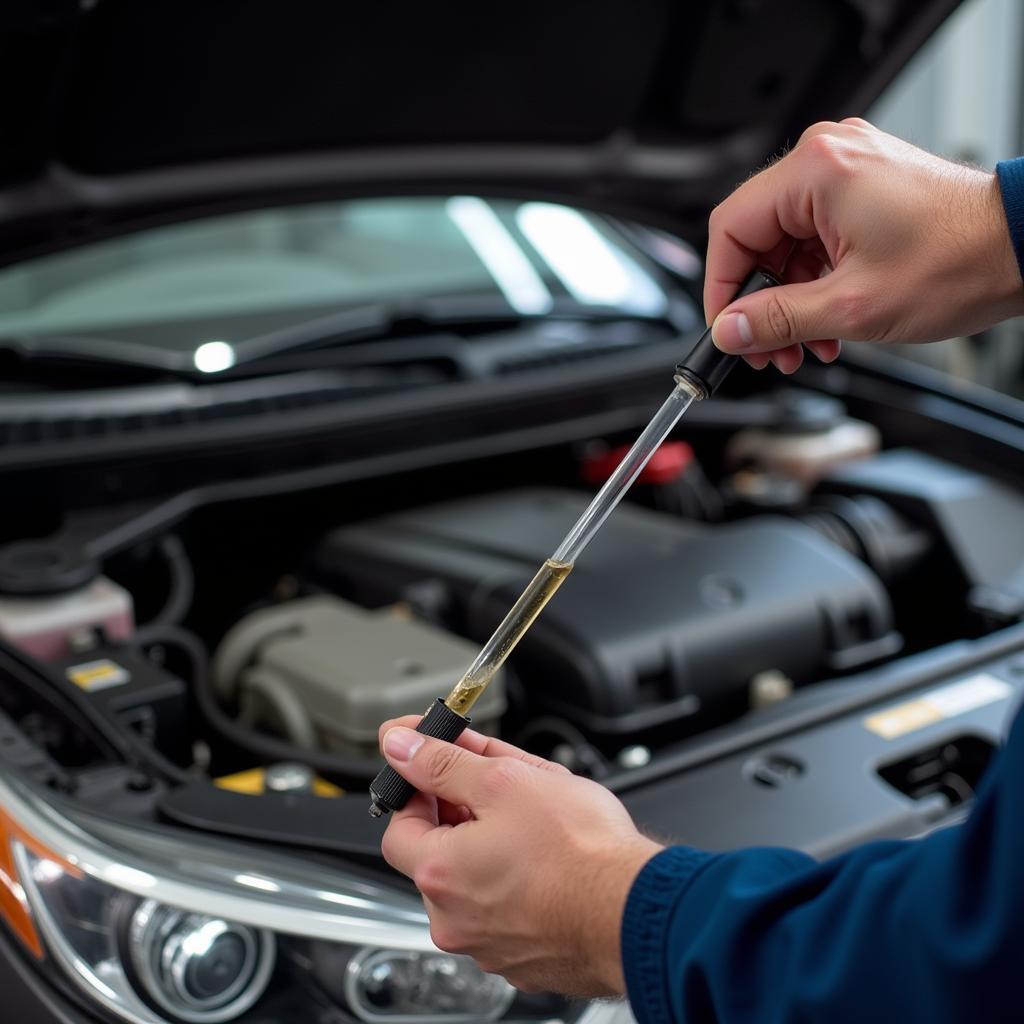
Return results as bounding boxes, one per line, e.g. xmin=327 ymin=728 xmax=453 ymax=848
xmin=871 ymin=0 xmax=1024 ymax=394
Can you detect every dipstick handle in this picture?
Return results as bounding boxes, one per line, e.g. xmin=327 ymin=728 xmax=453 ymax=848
xmin=675 ymin=270 xmax=780 ymax=398
xmin=369 ymin=698 xmax=470 ymax=817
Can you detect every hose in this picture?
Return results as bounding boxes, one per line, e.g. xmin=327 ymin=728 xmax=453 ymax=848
xmin=148 ymin=535 xmax=194 ymax=627
xmin=512 ymin=715 xmax=609 ymax=778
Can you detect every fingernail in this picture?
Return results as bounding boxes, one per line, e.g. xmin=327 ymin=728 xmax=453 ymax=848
xmin=712 ymin=311 xmax=754 ymax=352
xmin=384 ymin=727 xmax=424 ymax=763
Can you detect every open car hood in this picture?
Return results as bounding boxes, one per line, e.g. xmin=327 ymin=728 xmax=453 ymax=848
xmin=2 ymin=0 xmax=961 ymax=267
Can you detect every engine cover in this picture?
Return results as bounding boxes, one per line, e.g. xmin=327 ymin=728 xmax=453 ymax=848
xmin=318 ymin=490 xmax=899 ymax=738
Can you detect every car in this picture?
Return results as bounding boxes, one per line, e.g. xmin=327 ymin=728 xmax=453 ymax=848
xmin=2 ymin=1 xmax=1022 ymax=1023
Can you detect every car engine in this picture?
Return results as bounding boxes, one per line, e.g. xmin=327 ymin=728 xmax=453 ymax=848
xmin=2 ymin=388 xmax=1023 ymax=800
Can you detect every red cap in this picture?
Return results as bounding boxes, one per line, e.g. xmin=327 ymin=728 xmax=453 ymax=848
xmin=581 ymin=440 xmax=694 ymax=486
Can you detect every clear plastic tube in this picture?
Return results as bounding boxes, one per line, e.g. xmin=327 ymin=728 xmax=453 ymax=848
xmin=443 ymin=558 xmax=571 ymax=715
xmin=551 ymin=381 xmax=698 ymax=563
xmin=443 ymin=379 xmax=700 ymax=715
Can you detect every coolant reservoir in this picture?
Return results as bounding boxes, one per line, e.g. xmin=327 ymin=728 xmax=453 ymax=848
xmin=0 ymin=576 xmax=134 ymax=661
xmin=727 ymin=391 xmax=880 ymax=482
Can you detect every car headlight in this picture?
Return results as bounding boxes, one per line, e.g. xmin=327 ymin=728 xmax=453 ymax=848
xmin=126 ymin=900 xmax=275 ymax=1022
xmin=0 ymin=773 xmax=559 ymax=1024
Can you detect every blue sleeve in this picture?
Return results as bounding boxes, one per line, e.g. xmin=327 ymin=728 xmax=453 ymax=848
xmin=996 ymin=158 xmax=1024 ymax=284
xmin=621 ymin=703 xmax=1024 ymax=1024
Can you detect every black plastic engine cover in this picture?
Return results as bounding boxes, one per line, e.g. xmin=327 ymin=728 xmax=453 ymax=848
xmin=818 ymin=450 xmax=1024 ymax=624
xmin=318 ymin=490 xmax=898 ymax=737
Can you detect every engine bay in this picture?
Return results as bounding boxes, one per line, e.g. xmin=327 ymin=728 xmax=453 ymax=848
xmin=2 ymin=381 xmax=1024 ymax=853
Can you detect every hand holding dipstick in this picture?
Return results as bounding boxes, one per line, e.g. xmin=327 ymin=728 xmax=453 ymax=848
xmin=368 ymin=271 xmax=780 ymax=817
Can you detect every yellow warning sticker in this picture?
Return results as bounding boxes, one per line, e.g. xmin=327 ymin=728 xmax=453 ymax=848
xmin=865 ymin=673 xmax=1013 ymax=740
xmin=214 ymin=769 xmax=266 ymax=795
xmin=214 ymin=768 xmax=342 ymax=798
xmin=66 ymin=659 xmax=130 ymax=693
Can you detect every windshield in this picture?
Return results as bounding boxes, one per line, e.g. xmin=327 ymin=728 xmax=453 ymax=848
xmin=0 ymin=197 xmax=676 ymax=358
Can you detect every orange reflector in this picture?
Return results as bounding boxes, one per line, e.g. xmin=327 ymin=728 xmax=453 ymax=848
xmin=0 ymin=806 xmax=82 ymax=960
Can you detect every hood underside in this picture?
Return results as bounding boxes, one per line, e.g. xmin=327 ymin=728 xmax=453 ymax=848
xmin=1 ymin=0 xmax=961 ymax=266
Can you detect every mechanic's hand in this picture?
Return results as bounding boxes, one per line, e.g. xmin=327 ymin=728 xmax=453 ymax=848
xmin=376 ymin=717 xmax=662 ymax=996
xmin=706 ymin=117 xmax=1024 ymax=373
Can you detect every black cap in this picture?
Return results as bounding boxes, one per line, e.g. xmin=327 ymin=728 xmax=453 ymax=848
xmin=675 ymin=270 xmax=780 ymax=398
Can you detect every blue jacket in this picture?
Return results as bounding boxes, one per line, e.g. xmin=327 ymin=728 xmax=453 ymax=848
xmin=620 ymin=158 xmax=1024 ymax=1024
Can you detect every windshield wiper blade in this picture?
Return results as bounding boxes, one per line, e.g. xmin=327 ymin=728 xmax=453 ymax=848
xmin=229 ymin=300 xmax=398 ymax=364
xmin=0 ymin=333 xmax=198 ymax=380
xmin=0 ymin=303 xmax=398 ymax=381
xmin=2 ymin=293 xmax=672 ymax=381
xmin=0 ymin=301 xmax=439 ymax=380
xmin=227 ymin=293 xmax=670 ymax=368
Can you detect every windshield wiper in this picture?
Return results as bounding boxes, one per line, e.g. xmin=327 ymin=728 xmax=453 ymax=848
xmin=0 ymin=302 xmax=397 ymax=382
xmin=0 ymin=333 xmax=192 ymax=377
xmin=226 ymin=293 xmax=672 ymax=366
xmin=1 ymin=293 xmax=676 ymax=383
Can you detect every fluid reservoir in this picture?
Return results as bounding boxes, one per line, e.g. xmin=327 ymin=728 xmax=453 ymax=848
xmin=727 ymin=390 xmax=880 ymax=482
xmin=0 ymin=576 xmax=134 ymax=661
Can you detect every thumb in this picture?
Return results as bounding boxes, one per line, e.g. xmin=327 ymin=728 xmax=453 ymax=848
xmin=711 ymin=274 xmax=847 ymax=354
xmin=382 ymin=727 xmax=484 ymax=807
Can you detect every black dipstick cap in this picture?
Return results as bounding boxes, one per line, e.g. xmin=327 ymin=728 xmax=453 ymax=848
xmin=369 ymin=698 xmax=471 ymax=817
xmin=675 ymin=270 xmax=780 ymax=398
